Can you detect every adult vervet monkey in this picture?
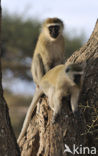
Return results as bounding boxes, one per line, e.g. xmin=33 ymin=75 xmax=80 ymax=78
xmin=31 ymin=17 xmax=65 ymax=87
xmin=18 ymin=63 xmax=84 ymax=143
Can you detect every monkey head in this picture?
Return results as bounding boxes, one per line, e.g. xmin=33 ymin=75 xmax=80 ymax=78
xmin=65 ymin=63 xmax=83 ymax=86
xmin=43 ymin=17 xmax=64 ymax=40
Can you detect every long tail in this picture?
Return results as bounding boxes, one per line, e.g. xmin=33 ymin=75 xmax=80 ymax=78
xmin=17 ymin=89 xmax=43 ymax=144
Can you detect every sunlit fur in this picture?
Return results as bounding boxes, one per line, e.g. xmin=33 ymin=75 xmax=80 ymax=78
xmin=31 ymin=17 xmax=65 ymax=86
xmin=17 ymin=63 xmax=83 ymax=144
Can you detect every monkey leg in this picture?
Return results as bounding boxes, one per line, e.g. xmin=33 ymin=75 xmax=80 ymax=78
xmin=52 ymin=92 xmax=62 ymax=124
xmin=71 ymin=87 xmax=80 ymax=116
xmin=48 ymin=87 xmax=55 ymax=111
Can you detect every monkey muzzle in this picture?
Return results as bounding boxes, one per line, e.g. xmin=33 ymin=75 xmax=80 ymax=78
xmin=74 ymin=74 xmax=81 ymax=86
xmin=49 ymin=25 xmax=60 ymax=38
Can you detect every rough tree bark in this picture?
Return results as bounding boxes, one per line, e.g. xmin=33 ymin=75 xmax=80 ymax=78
xmin=0 ymin=1 xmax=20 ymax=156
xmin=19 ymin=20 xmax=98 ymax=156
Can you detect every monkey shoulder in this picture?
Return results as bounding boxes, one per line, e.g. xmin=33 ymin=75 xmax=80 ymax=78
xmin=41 ymin=65 xmax=64 ymax=85
xmin=56 ymin=69 xmax=76 ymax=90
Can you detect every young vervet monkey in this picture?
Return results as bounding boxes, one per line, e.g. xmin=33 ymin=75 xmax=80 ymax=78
xmin=17 ymin=63 xmax=84 ymax=143
xmin=31 ymin=17 xmax=65 ymax=87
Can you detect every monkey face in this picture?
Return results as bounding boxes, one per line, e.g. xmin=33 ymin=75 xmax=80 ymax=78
xmin=48 ymin=25 xmax=60 ymax=38
xmin=73 ymin=74 xmax=81 ymax=86
xmin=65 ymin=63 xmax=83 ymax=86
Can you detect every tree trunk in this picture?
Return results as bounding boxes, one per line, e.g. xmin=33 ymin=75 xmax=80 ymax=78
xmin=0 ymin=1 xmax=20 ymax=155
xmin=19 ymin=20 xmax=98 ymax=156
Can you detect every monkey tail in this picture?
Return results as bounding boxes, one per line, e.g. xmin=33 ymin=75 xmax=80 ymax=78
xmin=17 ymin=89 xmax=43 ymax=144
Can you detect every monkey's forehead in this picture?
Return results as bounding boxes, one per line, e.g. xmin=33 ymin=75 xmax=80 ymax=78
xmin=67 ymin=64 xmax=83 ymax=71
xmin=43 ymin=17 xmax=63 ymax=25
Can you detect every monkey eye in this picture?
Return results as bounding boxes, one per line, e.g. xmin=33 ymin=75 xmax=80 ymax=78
xmin=48 ymin=25 xmax=60 ymax=32
xmin=66 ymin=67 xmax=70 ymax=73
xmin=49 ymin=26 xmax=53 ymax=31
xmin=54 ymin=25 xmax=60 ymax=31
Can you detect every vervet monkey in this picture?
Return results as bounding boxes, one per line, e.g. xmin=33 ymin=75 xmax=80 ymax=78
xmin=17 ymin=63 xmax=84 ymax=143
xmin=31 ymin=17 xmax=65 ymax=86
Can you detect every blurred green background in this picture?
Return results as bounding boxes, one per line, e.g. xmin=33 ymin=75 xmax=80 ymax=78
xmin=1 ymin=11 xmax=86 ymax=138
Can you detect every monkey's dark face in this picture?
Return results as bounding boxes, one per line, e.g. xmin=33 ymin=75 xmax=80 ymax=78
xmin=65 ymin=64 xmax=83 ymax=86
xmin=48 ymin=25 xmax=60 ymax=38
xmin=73 ymin=74 xmax=81 ymax=86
